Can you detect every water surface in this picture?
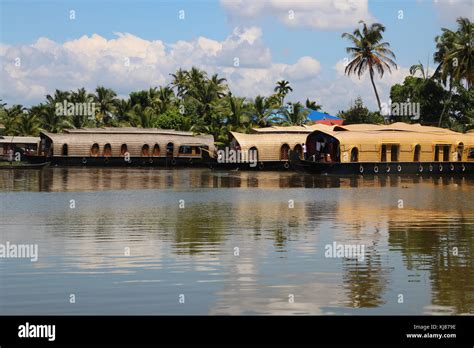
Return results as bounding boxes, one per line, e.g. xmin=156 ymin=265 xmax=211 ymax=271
xmin=0 ymin=168 xmax=473 ymax=315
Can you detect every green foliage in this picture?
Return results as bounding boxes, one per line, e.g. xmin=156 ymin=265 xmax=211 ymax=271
xmin=338 ymin=97 xmax=384 ymax=125
xmin=390 ymin=76 xmax=447 ymax=124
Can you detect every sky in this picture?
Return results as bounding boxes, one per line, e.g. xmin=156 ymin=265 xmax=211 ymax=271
xmin=0 ymin=0 xmax=472 ymax=114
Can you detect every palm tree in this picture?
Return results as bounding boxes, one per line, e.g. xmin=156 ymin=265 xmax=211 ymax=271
xmin=274 ymin=80 xmax=293 ymax=106
xmin=209 ymin=74 xmax=228 ymax=99
xmin=434 ymin=17 xmax=473 ymax=89
xmin=32 ymin=104 xmax=71 ymax=133
xmin=1 ymin=105 xmax=24 ymax=135
xmin=305 ymin=98 xmax=322 ymax=111
xmin=170 ymin=68 xmax=188 ymax=98
xmin=15 ymin=110 xmax=41 ymax=136
xmin=69 ymin=88 xmax=94 ymax=128
xmin=92 ymin=86 xmax=118 ymax=125
xmin=251 ymin=95 xmax=273 ymax=127
xmin=433 ymin=18 xmax=473 ymax=126
xmin=114 ymin=98 xmax=132 ymax=124
xmin=280 ymin=102 xmax=309 ymax=126
xmin=409 ymin=61 xmax=431 ymax=79
xmin=150 ymin=86 xmax=175 ymax=114
xmin=225 ymin=94 xmax=250 ymax=132
xmin=126 ymin=105 xmax=158 ymax=128
xmin=342 ymin=20 xmax=397 ymax=114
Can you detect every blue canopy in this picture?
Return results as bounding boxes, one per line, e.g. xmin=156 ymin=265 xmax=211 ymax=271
xmin=306 ymin=109 xmax=341 ymax=122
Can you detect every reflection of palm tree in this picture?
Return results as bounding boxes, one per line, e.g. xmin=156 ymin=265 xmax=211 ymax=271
xmin=388 ymin=217 xmax=474 ymax=314
xmin=341 ymin=241 xmax=388 ymax=308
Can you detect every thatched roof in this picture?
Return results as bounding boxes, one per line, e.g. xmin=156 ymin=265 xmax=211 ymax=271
xmin=0 ymin=136 xmax=40 ymax=144
xmin=42 ymin=128 xmax=215 ymax=157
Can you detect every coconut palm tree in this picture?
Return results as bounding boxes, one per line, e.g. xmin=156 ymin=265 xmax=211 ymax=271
xmin=151 ymin=86 xmax=175 ymax=114
xmin=170 ymin=68 xmax=189 ymax=98
xmin=434 ymin=17 xmax=473 ymax=89
xmin=274 ymin=80 xmax=293 ymax=106
xmin=15 ymin=110 xmax=41 ymax=136
xmin=92 ymin=86 xmax=118 ymax=125
xmin=251 ymin=95 xmax=273 ymax=127
xmin=342 ymin=20 xmax=397 ymax=114
xmin=32 ymin=104 xmax=71 ymax=133
xmin=305 ymin=98 xmax=322 ymax=111
xmin=409 ymin=61 xmax=431 ymax=79
xmin=209 ymin=74 xmax=228 ymax=99
xmin=280 ymin=102 xmax=309 ymax=126
xmin=1 ymin=105 xmax=24 ymax=135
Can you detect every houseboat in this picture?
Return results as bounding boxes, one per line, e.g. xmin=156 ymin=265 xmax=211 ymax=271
xmin=33 ymin=128 xmax=215 ymax=167
xmin=289 ymin=122 xmax=474 ymax=175
xmin=211 ymin=124 xmax=332 ymax=170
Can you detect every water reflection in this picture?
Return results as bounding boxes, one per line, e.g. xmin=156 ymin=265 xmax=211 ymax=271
xmin=1 ymin=167 xmax=473 ymax=192
xmin=0 ymin=168 xmax=473 ymax=314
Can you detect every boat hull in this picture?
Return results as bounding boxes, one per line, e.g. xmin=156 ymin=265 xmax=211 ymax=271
xmin=24 ymin=155 xmax=211 ymax=167
xmin=289 ymin=151 xmax=474 ymax=175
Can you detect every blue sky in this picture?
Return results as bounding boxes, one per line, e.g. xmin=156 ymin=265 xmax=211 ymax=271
xmin=0 ymin=0 xmax=472 ymax=113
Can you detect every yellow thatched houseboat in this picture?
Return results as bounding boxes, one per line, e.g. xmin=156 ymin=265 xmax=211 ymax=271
xmin=290 ymin=122 xmax=474 ymax=175
xmin=35 ymin=128 xmax=215 ymax=167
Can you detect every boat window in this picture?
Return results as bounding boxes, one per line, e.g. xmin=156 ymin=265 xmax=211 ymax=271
xmin=390 ymin=145 xmax=399 ymax=162
xmin=280 ymin=144 xmax=290 ymax=160
xmin=195 ymin=147 xmax=201 ymax=155
xmin=468 ymin=148 xmax=474 ymax=160
xmin=90 ymin=143 xmax=99 ymax=157
xmin=153 ymin=144 xmax=160 ymax=156
xmin=142 ymin=144 xmax=150 ymax=157
xmin=457 ymin=143 xmax=463 ymax=161
xmin=435 ymin=145 xmax=440 ymax=161
xmin=62 ymin=144 xmax=68 ymax=156
xmin=381 ymin=145 xmax=387 ymax=162
xmin=351 ymin=147 xmax=359 ymax=162
xmin=443 ymin=145 xmax=450 ymax=161
xmin=413 ymin=145 xmax=421 ymax=162
xmin=179 ymin=145 xmax=192 ymax=155
xmin=293 ymin=144 xmax=303 ymax=159
xmin=166 ymin=142 xmax=174 ymax=157
xmin=103 ymin=143 xmax=112 ymax=157
xmin=120 ymin=144 xmax=128 ymax=156
xmin=249 ymin=146 xmax=258 ymax=162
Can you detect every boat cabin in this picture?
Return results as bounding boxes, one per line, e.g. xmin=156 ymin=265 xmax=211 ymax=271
xmin=38 ymin=128 xmax=215 ymax=166
xmin=304 ymin=123 xmax=474 ymax=164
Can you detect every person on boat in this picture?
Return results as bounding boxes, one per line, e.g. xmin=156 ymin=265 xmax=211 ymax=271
xmin=302 ymin=143 xmax=307 ymax=160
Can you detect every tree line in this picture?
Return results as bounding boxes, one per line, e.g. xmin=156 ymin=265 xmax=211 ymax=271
xmin=1 ymin=17 xmax=472 ymax=143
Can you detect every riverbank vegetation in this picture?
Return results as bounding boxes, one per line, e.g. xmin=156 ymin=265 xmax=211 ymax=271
xmin=0 ymin=17 xmax=472 ymax=142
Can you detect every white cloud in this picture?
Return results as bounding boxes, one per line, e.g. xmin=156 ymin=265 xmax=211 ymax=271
xmin=433 ymin=0 xmax=474 ymax=24
xmin=0 ymin=27 xmax=411 ymax=114
xmin=220 ymin=0 xmax=375 ymax=29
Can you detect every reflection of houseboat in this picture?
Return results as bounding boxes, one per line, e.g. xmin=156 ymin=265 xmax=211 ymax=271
xmin=290 ymin=123 xmax=474 ymax=175
xmin=213 ymin=125 xmax=331 ymax=170
xmin=34 ymin=128 xmax=215 ymax=167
